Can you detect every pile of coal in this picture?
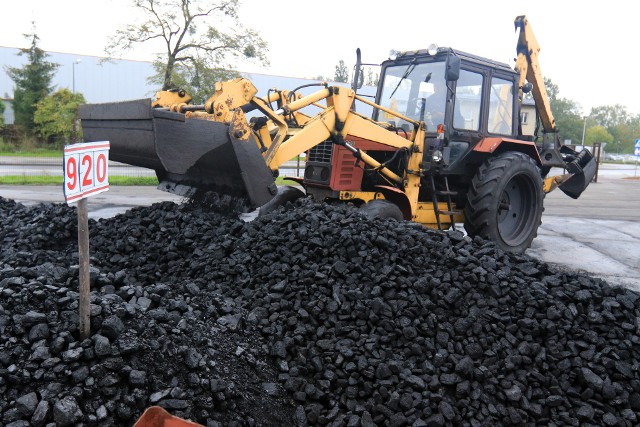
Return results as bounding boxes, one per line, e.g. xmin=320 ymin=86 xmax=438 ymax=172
xmin=0 ymin=198 xmax=294 ymax=426
xmin=185 ymin=189 xmax=251 ymax=215
xmin=206 ymin=200 xmax=640 ymax=427
xmin=1 ymin=195 xmax=639 ymax=427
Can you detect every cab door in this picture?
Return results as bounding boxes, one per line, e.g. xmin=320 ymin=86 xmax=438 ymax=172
xmin=486 ymin=72 xmax=518 ymax=136
xmin=441 ymin=63 xmax=486 ymax=171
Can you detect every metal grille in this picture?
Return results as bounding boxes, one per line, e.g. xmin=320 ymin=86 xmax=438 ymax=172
xmin=307 ymin=141 xmax=333 ymax=163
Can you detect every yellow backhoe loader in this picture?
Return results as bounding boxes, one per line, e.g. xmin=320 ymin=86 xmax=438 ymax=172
xmin=80 ymin=16 xmax=594 ymax=255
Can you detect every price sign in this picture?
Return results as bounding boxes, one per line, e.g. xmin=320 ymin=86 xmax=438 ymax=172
xmin=63 ymin=141 xmax=110 ymax=204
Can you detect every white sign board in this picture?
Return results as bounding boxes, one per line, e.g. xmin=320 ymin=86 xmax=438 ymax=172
xmin=63 ymin=141 xmax=110 ymax=204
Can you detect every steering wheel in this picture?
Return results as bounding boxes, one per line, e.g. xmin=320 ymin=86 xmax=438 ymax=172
xmin=407 ymin=97 xmax=424 ymax=118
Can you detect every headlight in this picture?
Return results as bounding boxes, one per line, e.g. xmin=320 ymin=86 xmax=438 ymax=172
xmin=427 ymin=44 xmax=439 ymax=56
xmin=389 ymin=49 xmax=399 ymax=61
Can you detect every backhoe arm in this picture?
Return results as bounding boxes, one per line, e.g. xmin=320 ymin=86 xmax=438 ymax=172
xmin=514 ymin=15 xmax=556 ymax=132
xmin=513 ymin=15 xmax=597 ymax=199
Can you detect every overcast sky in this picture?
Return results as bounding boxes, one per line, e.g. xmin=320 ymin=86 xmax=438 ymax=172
xmin=3 ymin=0 xmax=639 ymax=115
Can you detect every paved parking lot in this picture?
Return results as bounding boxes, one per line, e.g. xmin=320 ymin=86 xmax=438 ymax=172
xmin=529 ymin=175 xmax=640 ymax=290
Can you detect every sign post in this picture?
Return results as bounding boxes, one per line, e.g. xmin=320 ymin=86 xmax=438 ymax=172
xmin=77 ymin=198 xmax=90 ymax=339
xmin=63 ymin=141 xmax=110 ymax=339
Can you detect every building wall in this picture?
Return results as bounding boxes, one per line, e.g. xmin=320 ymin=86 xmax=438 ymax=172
xmin=0 ymin=47 xmax=157 ymax=103
xmin=1 ymin=47 xmax=158 ymax=124
xmin=520 ymin=99 xmax=536 ymax=136
xmin=1 ymin=99 xmax=14 ymax=124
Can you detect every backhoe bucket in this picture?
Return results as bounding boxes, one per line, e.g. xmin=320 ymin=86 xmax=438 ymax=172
xmin=79 ymin=99 xmax=277 ymax=208
xmin=558 ymin=146 xmax=597 ymax=199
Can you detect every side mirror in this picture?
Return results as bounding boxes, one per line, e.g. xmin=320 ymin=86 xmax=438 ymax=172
xmin=446 ymin=54 xmax=460 ymax=81
xmin=352 ymin=48 xmax=364 ymax=90
xmin=353 ymin=69 xmax=364 ymax=89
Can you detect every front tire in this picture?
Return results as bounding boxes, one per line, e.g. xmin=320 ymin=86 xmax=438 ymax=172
xmin=464 ymin=152 xmax=543 ymax=254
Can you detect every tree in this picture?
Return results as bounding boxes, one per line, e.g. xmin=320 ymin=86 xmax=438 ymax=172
xmin=584 ymin=125 xmax=613 ymax=147
xmin=33 ymin=89 xmax=86 ymax=145
xmin=5 ymin=30 xmax=58 ymax=131
xmin=586 ymin=104 xmax=640 ymax=153
xmin=607 ymin=119 xmax=640 ymax=153
xmin=148 ymin=57 xmax=238 ymax=103
xmin=544 ymin=78 xmax=559 ymax=100
xmin=107 ymin=0 xmax=268 ymax=92
xmin=590 ymin=105 xmax=630 ymax=129
xmin=531 ymin=78 xmax=639 ymax=151
xmin=334 ymin=60 xmax=348 ymax=83
xmin=366 ymin=67 xmax=379 ymax=86
xmin=0 ymin=100 xmax=5 ymax=126
xmin=544 ymin=78 xmax=584 ymax=144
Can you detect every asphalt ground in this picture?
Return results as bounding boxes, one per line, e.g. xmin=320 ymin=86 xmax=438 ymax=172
xmin=1 ymin=173 xmax=639 ymax=291
xmin=529 ymin=176 xmax=640 ymax=290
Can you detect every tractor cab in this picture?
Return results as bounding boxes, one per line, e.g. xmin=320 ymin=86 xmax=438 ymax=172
xmin=374 ymin=47 xmax=521 ymax=175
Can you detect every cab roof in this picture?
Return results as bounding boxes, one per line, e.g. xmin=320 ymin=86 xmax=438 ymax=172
xmin=383 ymin=46 xmax=515 ymax=75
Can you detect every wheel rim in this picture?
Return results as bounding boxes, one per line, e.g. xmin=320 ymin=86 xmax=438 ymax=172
xmin=497 ymin=174 xmax=537 ymax=246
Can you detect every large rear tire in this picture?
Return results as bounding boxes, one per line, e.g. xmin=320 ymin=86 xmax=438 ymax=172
xmin=464 ymin=152 xmax=543 ymax=254
xmin=360 ymin=199 xmax=404 ymax=221
xmin=258 ymin=185 xmax=305 ymax=217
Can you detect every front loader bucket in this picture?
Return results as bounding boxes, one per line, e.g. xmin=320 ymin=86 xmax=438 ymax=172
xmin=79 ymin=99 xmax=277 ymax=208
xmin=558 ymin=146 xmax=597 ymax=199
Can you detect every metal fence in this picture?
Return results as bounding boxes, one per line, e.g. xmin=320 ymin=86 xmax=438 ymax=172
xmin=0 ymin=153 xmax=305 ymax=178
xmin=0 ymin=154 xmax=154 ymax=178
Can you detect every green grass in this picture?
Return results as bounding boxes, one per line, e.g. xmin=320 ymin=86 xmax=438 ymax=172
xmin=0 ymin=176 xmax=158 ymax=185
xmin=106 ymin=177 xmax=158 ymax=186
xmin=0 ymin=140 xmax=63 ymax=157
xmin=0 ymin=149 xmax=63 ymax=157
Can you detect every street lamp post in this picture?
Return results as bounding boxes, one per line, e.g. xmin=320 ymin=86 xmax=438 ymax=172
xmin=71 ymin=59 xmax=82 ymax=143
xmin=581 ymin=115 xmax=588 ymax=147
xmin=72 ymin=59 xmax=81 ymax=94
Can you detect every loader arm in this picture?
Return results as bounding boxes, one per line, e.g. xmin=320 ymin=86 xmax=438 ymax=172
xmin=255 ymin=87 xmax=418 ymax=169
xmin=247 ymin=84 xmax=426 ymax=215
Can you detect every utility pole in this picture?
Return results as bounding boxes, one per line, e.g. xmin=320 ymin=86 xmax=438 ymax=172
xmin=72 ymin=59 xmax=81 ymax=143
xmin=72 ymin=59 xmax=81 ymax=94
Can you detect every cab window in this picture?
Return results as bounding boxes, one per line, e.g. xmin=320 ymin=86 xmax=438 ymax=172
xmin=453 ymin=70 xmax=483 ymax=131
xmin=377 ymin=61 xmax=446 ymax=129
xmin=488 ymin=77 xmax=514 ymax=134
